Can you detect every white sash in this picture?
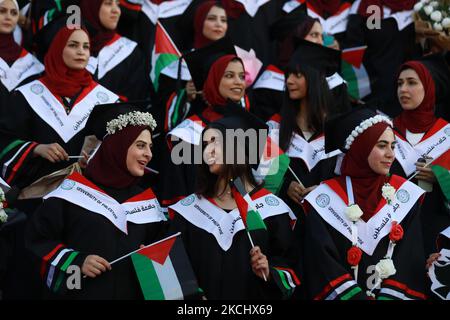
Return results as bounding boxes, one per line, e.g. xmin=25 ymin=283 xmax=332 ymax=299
xmin=326 ymin=72 xmax=346 ymax=90
xmin=308 ymin=6 xmax=350 ymax=35
xmin=170 ymin=192 xmax=294 ymax=251
xmin=17 ymin=80 xmax=119 ymax=143
xmin=44 ymin=176 xmax=166 ymax=234
xmin=441 ymin=226 xmax=450 ymax=239
xmin=0 ymin=53 xmax=44 ymax=92
xmin=160 ymin=58 xmax=191 ymax=81
xmin=394 ymin=124 xmax=450 ymax=176
xmin=305 ymin=179 xmax=424 ymax=255
xmin=168 ymin=116 xmax=206 ymax=146
xmin=253 ymin=67 xmax=285 ymax=91
xmin=268 ymin=122 xmax=341 ymax=171
xmin=142 ymin=0 xmax=192 ymax=24
xmin=235 ymin=0 xmax=270 ymax=17
xmin=86 ymin=37 xmax=137 ymax=79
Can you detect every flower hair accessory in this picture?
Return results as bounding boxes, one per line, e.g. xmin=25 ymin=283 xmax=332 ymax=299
xmin=0 ymin=189 xmax=7 ymax=224
xmin=106 ymin=111 xmax=157 ymax=135
xmin=344 ymin=115 xmax=393 ymax=150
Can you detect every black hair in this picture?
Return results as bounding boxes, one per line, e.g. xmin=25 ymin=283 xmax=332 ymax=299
xmin=279 ymin=63 xmax=331 ymax=151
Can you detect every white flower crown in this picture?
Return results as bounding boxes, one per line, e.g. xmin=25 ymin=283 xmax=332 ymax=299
xmin=106 ymin=111 xmax=157 ymax=136
xmin=344 ymin=115 xmax=393 ymax=150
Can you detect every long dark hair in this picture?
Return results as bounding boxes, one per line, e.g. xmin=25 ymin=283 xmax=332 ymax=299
xmin=279 ymin=63 xmax=331 ymax=151
xmin=195 ymin=125 xmax=260 ymax=199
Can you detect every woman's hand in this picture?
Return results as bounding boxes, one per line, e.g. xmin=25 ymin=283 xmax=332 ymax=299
xmin=82 ymin=255 xmax=111 ymax=278
xmin=426 ymin=253 xmax=441 ymax=270
xmin=250 ymin=246 xmax=270 ymax=281
xmin=287 ymin=181 xmax=303 ymax=205
xmin=78 ymin=151 xmax=90 ymax=169
xmin=415 ymin=161 xmax=437 ymax=184
xmin=33 ymin=143 xmax=69 ymax=163
xmin=186 ymin=80 xmax=197 ymax=101
xmin=301 ymin=185 xmax=317 ymax=197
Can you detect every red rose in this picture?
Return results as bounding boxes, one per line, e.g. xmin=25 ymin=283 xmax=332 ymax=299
xmin=347 ymin=246 xmax=362 ymax=266
xmin=2 ymin=201 xmax=8 ymax=209
xmin=389 ymin=221 xmax=404 ymax=242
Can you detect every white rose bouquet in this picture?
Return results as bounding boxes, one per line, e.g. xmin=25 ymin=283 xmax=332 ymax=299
xmin=415 ymin=0 xmax=450 ymax=36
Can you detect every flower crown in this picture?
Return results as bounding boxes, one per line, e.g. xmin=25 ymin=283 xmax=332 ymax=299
xmin=106 ymin=111 xmax=157 ymax=136
xmin=344 ymin=115 xmax=393 ymax=150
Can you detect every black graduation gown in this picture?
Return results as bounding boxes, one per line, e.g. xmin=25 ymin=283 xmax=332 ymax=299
xmin=303 ymin=198 xmax=428 ymax=300
xmin=168 ymin=192 xmax=297 ymax=300
xmin=25 ymin=183 xmax=169 ymax=299
xmin=390 ymin=128 xmax=450 ymax=258
xmin=0 ymin=83 xmax=118 ymax=189
xmin=89 ymin=38 xmax=152 ymax=102
xmin=343 ymin=13 xmax=415 ymax=117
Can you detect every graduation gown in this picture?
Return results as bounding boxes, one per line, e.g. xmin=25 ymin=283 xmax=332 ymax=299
xmin=25 ymin=172 xmax=168 ymax=299
xmin=302 ymin=175 xmax=429 ymax=300
xmin=391 ymin=118 xmax=450 ymax=257
xmin=343 ymin=1 xmax=415 ymax=116
xmin=168 ymin=189 xmax=299 ymax=299
xmin=0 ymin=50 xmax=44 ymax=111
xmin=0 ymin=79 xmax=119 ymax=189
xmin=86 ymin=34 xmax=151 ymax=102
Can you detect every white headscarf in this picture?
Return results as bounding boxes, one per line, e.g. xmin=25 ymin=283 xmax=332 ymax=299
xmin=0 ymin=0 xmax=19 ymax=10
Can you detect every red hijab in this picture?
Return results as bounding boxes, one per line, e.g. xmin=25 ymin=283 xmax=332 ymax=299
xmin=357 ymin=0 xmax=416 ymax=18
xmin=85 ymin=125 xmax=149 ymax=189
xmin=80 ymin=0 xmax=116 ymax=56
xmin=203 ymin=54 xmax=242 ymax=107
xmin=394 ymin=61 xmax=437 ymax=136
xmin=339 ymin=122 xmax=391 ymax=222
xmin=309 ymin=0 xmax=342 ymax=17
xmin=40 ymin=26 xmax=93 ymax=98
xmin=193 ymin=1 xmax=222 ymax=49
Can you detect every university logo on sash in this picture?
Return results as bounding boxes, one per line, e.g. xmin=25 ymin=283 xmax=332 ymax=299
xmin=170 ymin=192 xmax=295 ymax=251
xmin=45 ymin=173 xmax=166 ymax=234
xmin=305 ymin=177 xmax=424 ymax=255
xmin=17 ymin=80 xmax=119 ymax=142
xmin=0 ymin=53 xmax=44 ymax=92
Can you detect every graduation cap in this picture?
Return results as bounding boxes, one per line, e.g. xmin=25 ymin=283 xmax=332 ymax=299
xmin=85 ymin=100 xmax=153 ymax=140
xmin=289 ymin=39 xmax=341 ymax=76
xmin=269 ymin=3 xmax=308 ymax=41
xmin=33 ymin=14 xmax=94 ymax=62
xmin=183 ymin=36 xmax=236 ymax=90
xmin=205 ymin=102 xmax=268 ymax=168
xmin=324 ymin=108 xmax=392 ymax=153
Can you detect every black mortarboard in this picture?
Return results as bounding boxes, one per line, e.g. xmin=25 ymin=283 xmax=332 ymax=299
xmin=183 ymin=36 xmax=236 ymax=90
xmin=269 ymin=3 xmax=308 ymax=41
xmin=324 ymin=108 xmax=391 ymax=153
xmin=205 ymin=102 xmax=268 ymax=167
xmin=289 ymin=39 xmax=341 ymax=76
xmin=33 ymin=14 xmax=93 ymax=62
xmin=85 ymin=100 xmax=153 ymax=140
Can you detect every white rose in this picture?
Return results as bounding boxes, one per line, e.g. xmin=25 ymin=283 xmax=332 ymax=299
xmin=382 ymin=183 xmax=396 ymax=204
xmin=0 ymin=189 xmax=4 ymax=202
xmin=442 ymin=17 xmax=450 ymax=29
xmin=431 ymin=10 xmax=442 ymax=22
xmin=430 ymin=1 xmax=439 ymax=8
xmin=0 ymin=208 xmax=7 ymax=224
xmin=414 ymin=2 xmax=424 ymax=12
xmin=345 ymin=204 xmax=363 ymax=222
xmin=433 ymin=22 xmax=443 ymax=31
xmin=0 ymin=202 xmax=3 ymax=209
xmin=375 ymin=258 xmax=396 ymax=279
xmin=424 ymin=5 xmax=434 ymax=15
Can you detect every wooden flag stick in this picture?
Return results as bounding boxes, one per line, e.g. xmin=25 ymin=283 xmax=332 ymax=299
xmin=408 ymin=159 xmax=433 ymax=181
xmin=288 ymin=165 xmax=305 ymax=189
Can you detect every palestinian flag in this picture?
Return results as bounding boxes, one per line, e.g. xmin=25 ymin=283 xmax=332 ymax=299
xmin=150 ymin=21 xmax=181 ymax=91
xmin=255 ymin=136 xmax=290 ymax=195
xmin=230 ymin=178 xmax=266 ymax=231
xmin=432 ymin=153 xmax=450 ymax=202
xmin=131 ymin=233 xmax=199 ymax=300
xmin=341 ymin=46 xmax=371 ymax=100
